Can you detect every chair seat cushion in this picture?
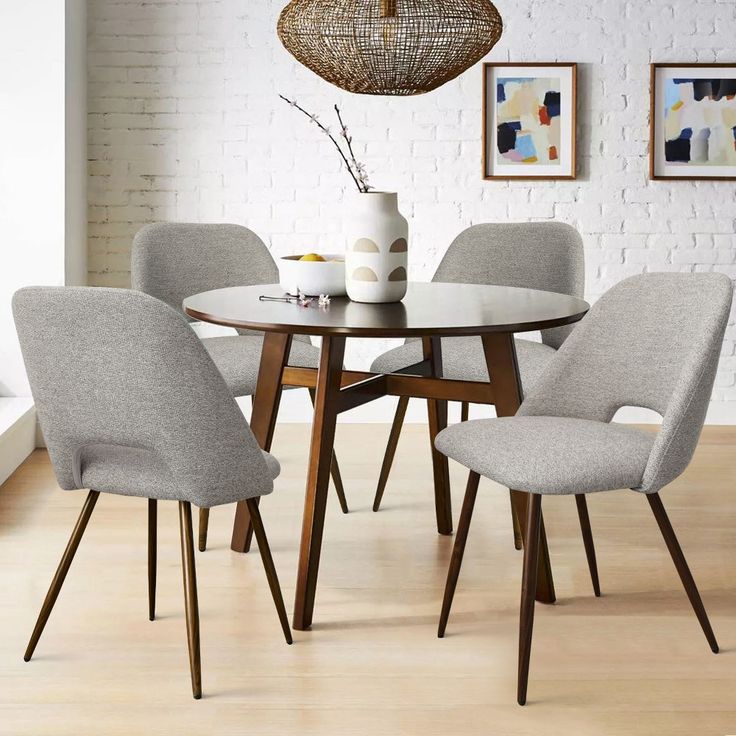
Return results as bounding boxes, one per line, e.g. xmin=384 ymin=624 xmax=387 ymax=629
xmin=79 ymin=444 xmax=280 ymax=504
xmin=435 ymin=416 xmax=655 ymax=495
xmin=370 ymin=337 xmax=556 ymax=392
xmin=203 ymin=335 xmax=318 ymax=398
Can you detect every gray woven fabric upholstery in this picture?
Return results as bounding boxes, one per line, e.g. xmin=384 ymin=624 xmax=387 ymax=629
xmin=261 ymin=450 xmax=281 ymax=480
xmin=76 ymin=445 xmax=280 ymax=499
xmin=433 ymin=222 xmax=584 ymax=349
xmin=370 ymin=337 xmax=555 ymax=392
xmin=132 ymin=222 xmax=313 ymax=396
xmin=131 ymin=222 xmax=278 ymax=320
xmin=436 ymin=273 xmax=733 ymax=495
xmin=13 ymin=287 xmax=277 ymax=507
xmin=435 ymin=417 xmax=655 ymax=494
xmin=203 ymin=335 xmax=319 ymax=397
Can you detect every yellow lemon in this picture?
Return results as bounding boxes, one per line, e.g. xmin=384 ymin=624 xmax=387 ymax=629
xmin=299 ymin=253 xmax=325 ymax=262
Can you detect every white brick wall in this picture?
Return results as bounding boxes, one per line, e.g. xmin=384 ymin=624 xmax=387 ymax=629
xmin=87 ymin=0 xmax=736 ymax=419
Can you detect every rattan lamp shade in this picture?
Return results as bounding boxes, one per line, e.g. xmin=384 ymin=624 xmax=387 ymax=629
xmin=277 ymin=0 xmax=503 ymax=96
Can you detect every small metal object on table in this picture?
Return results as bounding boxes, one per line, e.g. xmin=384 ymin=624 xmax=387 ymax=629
xmin=184 ymin=282 xmax=589 ymax=631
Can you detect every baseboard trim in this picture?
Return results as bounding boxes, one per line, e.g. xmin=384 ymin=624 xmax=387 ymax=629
xmin=0 ymin=399 xmax=36 ymax=487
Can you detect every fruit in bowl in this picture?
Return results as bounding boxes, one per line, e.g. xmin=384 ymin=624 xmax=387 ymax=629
xmin=278 ymin=253 xmax=346 ymax=297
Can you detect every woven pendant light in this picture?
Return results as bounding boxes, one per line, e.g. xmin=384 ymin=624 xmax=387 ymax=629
xmin=277 ymin=0 xmax=503 ymax=96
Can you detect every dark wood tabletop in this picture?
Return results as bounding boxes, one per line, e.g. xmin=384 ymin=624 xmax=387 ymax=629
xmin=183 ymin=282 xmax=590 ymax=337
xmin=186 ymin=279 xmax=590 ymax=629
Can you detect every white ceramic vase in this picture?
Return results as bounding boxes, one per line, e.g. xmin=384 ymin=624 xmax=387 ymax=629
xmin=345 ymin=191 xmax=408 ymax=303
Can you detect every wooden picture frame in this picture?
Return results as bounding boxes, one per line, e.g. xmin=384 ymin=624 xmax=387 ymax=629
xmin=482 ymin=62 xmax=577 ymax=180
xmin=650 ymin=63 xmax=736 ymax=181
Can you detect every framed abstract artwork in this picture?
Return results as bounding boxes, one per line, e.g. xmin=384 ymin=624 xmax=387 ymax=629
xmin=650 ymin=63 xmax=736 ymax=180
xmin=483 ymin=62 xmax=577 ymax=180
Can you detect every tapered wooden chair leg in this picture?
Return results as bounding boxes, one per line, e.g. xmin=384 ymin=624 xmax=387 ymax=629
xmin=460 ymin=401 xmax=469 ymax=423
xmin=24 ymin=490 xmax=100 ymax=662
xmin=647 ymin=492 xmax=719 ymax=653
xmin=178 ymin=501 xmax=202 ymax=699
xmin=373 ymin=395 xmax=409 ymax=512
xmin=148 ymin=499 xmax=157 ymax=620
xmin=575 ymin=494 xmax=601 ymax=597
xmin=246 ymin=498 xmax=293 ymax=645
xmin=438 ymin=472 xmax=480 ymax=638
xmin=330 ymin=453 xmax=349 ymax=514
xmin=518 ymin=493 xmax=542 ymax=706
xmin=198 ymin=507 xmax=210 ymax=552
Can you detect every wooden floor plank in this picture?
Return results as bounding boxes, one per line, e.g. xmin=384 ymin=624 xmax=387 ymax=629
xmin=0 ymin=425 xmax=734 ymax=735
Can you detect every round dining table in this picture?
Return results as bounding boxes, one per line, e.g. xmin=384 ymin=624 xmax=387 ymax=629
xmin=184 ymin=282 xmax=589 ymax=631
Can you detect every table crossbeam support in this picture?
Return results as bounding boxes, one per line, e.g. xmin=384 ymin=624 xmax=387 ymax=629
xmin=282 ymin=367 xmax=495 ymax=406
xmin=337 ymin=375 xmax=389 ymax=414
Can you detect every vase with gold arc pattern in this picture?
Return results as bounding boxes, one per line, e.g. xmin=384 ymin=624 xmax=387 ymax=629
xmin=345 ymin=192 xmax=408 ymax=303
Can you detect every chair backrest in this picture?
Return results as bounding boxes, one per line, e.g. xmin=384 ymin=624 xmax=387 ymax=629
xmin=13 ymin=287 xmax=273 ymax=506
xmin=433 ymin=222 xmax=585 ymax=349
xmin=131 ymin=223 xmax=278 ymax=319
xmin=519 ymin=272 xmax=733 ymax=492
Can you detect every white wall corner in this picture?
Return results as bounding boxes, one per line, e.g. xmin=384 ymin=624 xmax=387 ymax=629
xmin=0 ymin=399 xmax=36 ymax=487
xmin=0 ymin=2 xmax=86 ymax=482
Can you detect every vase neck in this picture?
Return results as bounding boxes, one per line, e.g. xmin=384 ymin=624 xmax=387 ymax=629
xmin=351 ymin=191 xmax=398 ymax=214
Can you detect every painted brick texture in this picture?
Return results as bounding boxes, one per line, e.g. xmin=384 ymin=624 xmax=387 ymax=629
xmin=87 ymin=0 xmax=736 ymax=414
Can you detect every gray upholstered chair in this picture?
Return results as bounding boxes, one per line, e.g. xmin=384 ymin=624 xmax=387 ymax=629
xmin=369 ymin=222 xmax=584 ymax=544
xmin=434 ymin=272 xmax=732 ymax=705
xmin=13 ymin=286 xmax=293 ymax=700
xmin=131 ymin=222 xmax=348 ymax=553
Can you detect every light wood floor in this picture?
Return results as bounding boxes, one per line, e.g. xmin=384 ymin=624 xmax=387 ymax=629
xmin=0 ymin=423 xmax=734 ymax=736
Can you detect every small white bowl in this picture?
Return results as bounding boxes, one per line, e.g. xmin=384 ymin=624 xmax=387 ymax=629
xmin=278 ymin=254 xmax=346 ymax=297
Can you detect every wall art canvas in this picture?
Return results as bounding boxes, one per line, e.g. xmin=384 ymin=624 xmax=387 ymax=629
xmin=483 ymin=63 xmax=577 ymax=179
xmin=651 ymin=64 xmax=736 ymax=180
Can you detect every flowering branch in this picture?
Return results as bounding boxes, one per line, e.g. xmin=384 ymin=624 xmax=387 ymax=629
xmin=334 ymin=104 xmax=372 ymax=192
xmin=279 ymin=94 xmax=371 ymax=193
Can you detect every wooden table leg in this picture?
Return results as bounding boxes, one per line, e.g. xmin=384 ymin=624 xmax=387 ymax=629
xmin=481 ymin=332 xmax=556 ymax=604
xmin=231 ymin=332 xmax=293 ymax=553
xmin=293 ymin=335 xmax=346 ymax=630
xmin=423 ymin=337 xmax=453 ymax=535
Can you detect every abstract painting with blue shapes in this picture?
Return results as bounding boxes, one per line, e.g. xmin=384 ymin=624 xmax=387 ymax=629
xmin=496 ymin=77 xmax=562 ymax=165
xmin=664 ymin=78 xmax=736 ymax=165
